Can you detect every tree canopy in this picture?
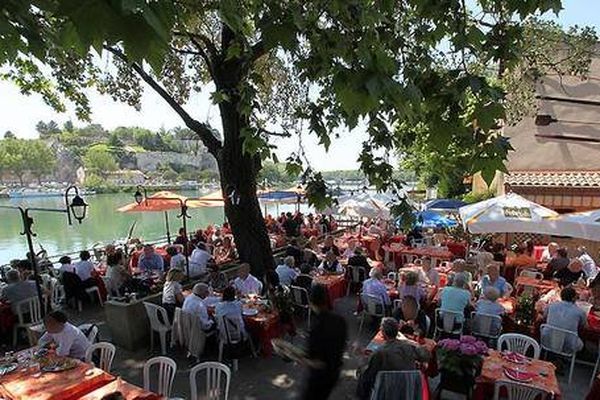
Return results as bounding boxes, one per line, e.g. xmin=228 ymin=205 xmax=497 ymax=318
xmin=1 ymin=0 xmax=589 ymax=274
xmin=0 ymin=138 xmax=57 ymax=184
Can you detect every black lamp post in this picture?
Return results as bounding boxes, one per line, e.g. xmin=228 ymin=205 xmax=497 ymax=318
xmin=0 ymin=185 xmax=88 ymax=316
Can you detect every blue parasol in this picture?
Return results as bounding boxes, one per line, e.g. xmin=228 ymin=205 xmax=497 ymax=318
xmin=424 ymin=198 xmax=466 ymax=210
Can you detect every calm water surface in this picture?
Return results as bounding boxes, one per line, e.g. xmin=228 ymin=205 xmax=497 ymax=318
xmin=0 ymin=191 xmax=302 ymax=264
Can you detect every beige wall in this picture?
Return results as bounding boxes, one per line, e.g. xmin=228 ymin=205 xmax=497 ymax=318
xmin=506 ymin=50 xmax=600 ymax=171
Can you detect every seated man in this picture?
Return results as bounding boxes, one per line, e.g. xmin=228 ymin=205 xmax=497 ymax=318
xmin=275 ymin=256 xmax=299 ymax=286
xmin=578 ymin=246 xmax=599 ymax=280
xmin=392 ymin=295 xmax=428 ymax=337
xmin=348 ymin=247 xmax=370 ymax=269
xmin=321 ymin=235 xmax=340 ymax=256
xmin=356 ymin=318 xmax=430 ymax=400
xmin=215 ymin=286 xmax=246 ymax=335
xmin=474 ymin=287 xmax=505 ymax=334
xmin=362 ymin=268 xmax=391 ymax=308
xmin=293 ymin=264 xmax=314 ymax=292
xmin=542 ymin=287 xmax=587 ymax=353
xmin=233 ymin=263 xmax=263 ymax=296
xmin=318 ymin=251 xmax=344 ymax=274
xmin=38 ymin=311 xmax=91 ymax=360
xmin=1 ymin=269 xmax=39 ymax=312
xmin=182 ymin=283 xmax=214 ymax=331
xmin=207 ymin=263 xmax=228 ymax=292
xmin=480 ymin=264 xmax=510 ymax=297
xmin=440 ymin=272 xmax=472 ymax=323
xmin=554 ymin=259 xmax=585 ymax=287
xmin=285 ymin=239 xmax=304 ymax=266
xmin=74 ymin=250 xmax=97 ymax=288
xmin=189 ymin=242 xmax=212 ymax=278
xmin=543 ymin=247 xmax=570 ymax=280
xmin=137 ymin=245 xmax=165 ymax=273
xmin=342 ymin=238 xmax=358 ymax=259
xmin=541 ymin=242 xmax=559 ymax=263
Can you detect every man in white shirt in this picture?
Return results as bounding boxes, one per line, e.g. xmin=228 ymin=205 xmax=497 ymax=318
xmin=182 ymin=283 xmax=214 ymax=331
xmin=233 ymin=263 xmax=263 ymax=296
xmin=189 ymin=243 xmax=212 ymax=278
xmin=421 ymin=257 xmax=440 ymax=286
xmin=74 ymin=250 xmax=97 ymax=287
xmin=362 ymin=268 xmax=390 ymax=306
xmin=275 ymin=256 xmax=299 ymax=286
xmin=38 ymin=311 xmax=91 ymax=360
xmin=577 ymin=246 xmax=598 ymax=280
xmin=541 ymin=242 xmax=559 ymax=263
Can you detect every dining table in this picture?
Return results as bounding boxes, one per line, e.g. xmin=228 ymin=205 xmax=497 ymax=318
xmin=79 ymin=377 xmax=164 ymax=400
xmin=473 ymin=350 xmax=561 ymax=400
xmin=0 ymin=352 xmax=114 ymax=400
xmin=514 ymin=276 xmax=559 ymax=296
xmin=312 ymin=273 xmax=347 ymax=308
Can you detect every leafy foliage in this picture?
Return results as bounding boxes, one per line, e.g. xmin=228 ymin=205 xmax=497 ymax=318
xmin=0 ymin=138 xmax=56 ymax=184
xmin=83 ymin=145 xmax=118 ymax=178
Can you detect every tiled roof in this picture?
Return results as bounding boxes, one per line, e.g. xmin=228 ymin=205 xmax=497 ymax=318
xmin=506 ymin=170 xmax=600 ymax=188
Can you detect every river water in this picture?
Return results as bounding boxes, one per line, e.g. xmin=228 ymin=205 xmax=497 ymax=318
xmin=0 ymin=191 xmax=303 ymax=264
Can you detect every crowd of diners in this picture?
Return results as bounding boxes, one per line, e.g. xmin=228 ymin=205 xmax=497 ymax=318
xmin=4 ymin=216 xmax=600 ymax=399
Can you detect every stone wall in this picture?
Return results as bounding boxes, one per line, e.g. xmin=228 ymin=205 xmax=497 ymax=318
xmin=135 ymin=151 xmax=217 ymax=171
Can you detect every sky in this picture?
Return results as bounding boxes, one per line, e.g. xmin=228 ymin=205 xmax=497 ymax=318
xmin=0 ymin=0 xmax=599 ymax=171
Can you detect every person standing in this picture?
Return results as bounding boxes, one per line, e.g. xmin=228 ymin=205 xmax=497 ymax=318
xmin=300 ymin=284 xmax=347 ymax=400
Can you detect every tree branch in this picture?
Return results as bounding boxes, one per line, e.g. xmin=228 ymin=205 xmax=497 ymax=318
xmin=250 ymin=40 xmax=266 ymax=63
xmin=104 ymin=46 xmax=222 ymax=155
xmin=173 ymin=30 xmax=219 ymax=60
xmin=258 ymin=127 xmax=291 ymax=138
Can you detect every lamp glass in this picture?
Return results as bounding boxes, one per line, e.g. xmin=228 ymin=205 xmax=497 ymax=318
xmin=70 ymin=195 xmax=88 ymax=222
xmin=134 ymin=190 xmax=144 ymax=204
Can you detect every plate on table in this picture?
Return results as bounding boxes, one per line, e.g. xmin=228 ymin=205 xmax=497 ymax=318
xmin=502 ymin=351 xmax=528 ymax=364
xmin=242 ymin=308 xmax=259 ymax=316
xmin=0 ymin=363 xmax=17 ymax=375
xmin=503 ymin=367 xmax=535 ymax=383
xmin=40 ymin=358 xmax=77 ymax=372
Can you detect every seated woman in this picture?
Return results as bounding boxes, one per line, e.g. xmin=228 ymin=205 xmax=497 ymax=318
xmin=318 ymin=251 xmax=344 ymax=274
xmin=214 ymin=236 xmax=237 ymax=264
xmin=215 ymin=286 xmax=246 ymax=336
xmin=106 ymin=251 xmax=132 ymax=295
xmin=38 ymin=311 xmax=91 ymax=360
xmin=392 ymin=295 xmax=428 ymax=337
xmin=398 ymin=271 xmax=425 ymax=304
xmin=167 ymin=246 xmax=186 ymax=270
xmin=321 ymin=235 xmax=340 ymax=256
xmin=162 ymin=268 xmax=185 ymax=321
xmin=542 ymin=287 xmax=587 ymax=353
xmin=543 ymin=247 xmax=570 ymax=279
xmin=342 ymin=238 xmax=358 ymax=259
xmin=440 ymin=273 xmax=472 ymax=323
xmin=474 ymin=286 xmax=505 ymax=334
xmin=480 ymin=264 xmax=511 ymax=298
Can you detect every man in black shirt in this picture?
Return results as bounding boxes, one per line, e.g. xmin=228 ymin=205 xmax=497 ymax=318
xmin=301 ymin=284 xmax=348 ymax=400
xmin=282 ymin=212 xmax=299 ymax=237
xmin=348 ymin=247 xmax=370 ymax=269
xmin=285 ymin=238 xmax=304 ymax=266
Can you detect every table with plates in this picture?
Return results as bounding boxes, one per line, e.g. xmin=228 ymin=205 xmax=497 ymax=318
xmin=514 ymin=276 xmax=559 ymax=296
xmin=0 ymin=352 xmax=114 ymax=400
xmin=364 ymin=330 xmax=438 ymax=377
xmin=240 ymin=302 xmax=282 ymax=358
xmin=473 ymin=350 xmax=560 ymax=400
xmin=313 ymin=273 xmax=347 ymax=308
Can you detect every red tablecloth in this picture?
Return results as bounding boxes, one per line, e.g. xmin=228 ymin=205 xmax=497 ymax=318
xmin=587 ymin=374 xmax=600 ymax=400
xmin=582 ymin=311 xmax=600 ymax=342
xmin=444 ymin=241 xmax=467 ymax=259
xmin=365 ymin=331 xmax=438 ymax=377
xmin=313 ymin=274 xmax=347 ymax=308
xmin=79 ymin=379 xmax=164 ymax=400
xmin=0 ymin=356 xmax=114 ymax=400
xmin=244 ymin=309 xmax=282 ymax=358
xmin=0 ymin=301 xmax=15 ymax=336
xmin=473 ymin=350 xmax=560 ymax=400
xmin=514 ymin=276 xmax=559 ymax=296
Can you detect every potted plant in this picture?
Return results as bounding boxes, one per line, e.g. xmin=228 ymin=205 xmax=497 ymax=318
xmin=437 ymin=335 xmax=489 ymax=397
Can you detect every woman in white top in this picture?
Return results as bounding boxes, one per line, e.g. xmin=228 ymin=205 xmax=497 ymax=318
xmin=38 ymin=311 xmax=91 ymax=360
xmin=162 ymin=268 xmax=185 ymax=321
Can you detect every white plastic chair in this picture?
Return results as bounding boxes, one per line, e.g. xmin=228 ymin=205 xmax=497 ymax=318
xmin=85 ymin=342 xmax=116 ymax=372
xmin=539 ymin=323 xmax=578 ymax=384
xmin=78 ymin=323 xmax=99 ymax=343
xmin=143 ymin=302 xmax=172 ymax=355
xmin=402 ymin=254 xmax=416 ymax=265
xmin=358 ymin=293 xmax=385 ymax=336
xmin=346 ymin=265 xmax=367 ymax=296
xmin=387 ymin=272 xmax=398 ymax=282
xmin=78 ymin=285 xmax=104 ymax=311
xmin=434 ymin=308 xmax=464 ymax=340
xmin=101 ymin=276 xmax=117 ymax=299
xmin=471 ymin=312 xmax=503 ymax=342
xmin=290 ymin=286 xmax=311 ymax=330
xmin=497 ymin=333 xmax=540 ymax=359
xmin=172 ymin=308 xmax=212 ymax=360
xmin=392 ymin=299 xmax=402 ymax=313
xmin=190 ymin=361 xmax=231 ymax=400
xmin=50 ymin=281 xmax=66 ymax=310
xmin=143 ymin=356 xmax=177 ymax=397
xmin=493 ymin=380 xmax=550 ymax=400
xmin=13 ymin=297 xmax=43 ymax=346
xmin=217 ymin=316 xmax=255 ymax=372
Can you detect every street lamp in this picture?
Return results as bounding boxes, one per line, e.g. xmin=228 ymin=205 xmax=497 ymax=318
xmin=134 ymin=185 xmax=147 ymax=205
xmin=0 ymin=185 xmax=88 ymax=316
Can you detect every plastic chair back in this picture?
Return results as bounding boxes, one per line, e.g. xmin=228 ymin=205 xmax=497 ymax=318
xmin=221 ymin=316 xmax=244 ymax=345
xmin=143 ymin=356 xmax=177 ymax=397
xmin=190 ymin=361 xmax=231 ymax=400
xmin=370 ymin=370 xmax=425 ymax=400
xmin=435 ymin=308 xmax=463 ymax=337
xmin=520 ymin=270 xmax=543 ymax=280
xmin=497 ymin=333 xmax=540 ymax=359
xmin=15 ymin=297 xmax=42 ymax=326
xmin=290 ymin=286 xmax=309 ymax=308
xmin=493 ymin=379 xmax=550 ymax=400
xmin=539 ymin=323 xmax=578 ymax=357
xmin=143 ymin=302 xmax=171 ymax=331
xmin=85 ymin=342 xmax=116 ymax=372
xmin=177 ymin=308 xmax=208 ymax=359
xmin=471 ymin=312 xmax=502 ymax=339
xmin=349 ymin=265 xmax=367 ymax=284
xmin=362 ymin=293 xmax=385 ymax=317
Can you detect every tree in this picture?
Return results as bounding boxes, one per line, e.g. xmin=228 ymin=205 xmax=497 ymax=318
xmin=35 ymin=120 xmax=60 ymax=138
xmin=26 ymin=140 xmax=57 ymax=184
xmin=63 ymin=120 xmax=74 ymax=132
xmin=1 ymin=139 xmax=28 ymax=185
xmin=1 ymin=0 xmax=583 ymax=276
xmin=83 ymin=145 xmax=118 ymax=178
xmin=3 ymin=131 xmax=15 ymax=139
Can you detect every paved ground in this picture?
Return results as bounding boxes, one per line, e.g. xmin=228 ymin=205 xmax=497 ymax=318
xmin=6 ymin=295 xmax=597 ymax=399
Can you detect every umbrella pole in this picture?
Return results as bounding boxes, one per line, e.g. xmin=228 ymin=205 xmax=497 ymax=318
xmin=164 ymin=211 xmax=171 ymax=244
